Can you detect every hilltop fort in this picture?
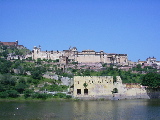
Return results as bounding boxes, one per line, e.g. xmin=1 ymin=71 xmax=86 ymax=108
xmin=1 ymin=40 xmax=160 ymax=70
xmin=32 ymin=46 xmax=128 ymax=65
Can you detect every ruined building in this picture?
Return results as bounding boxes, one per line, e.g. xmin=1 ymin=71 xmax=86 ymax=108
xmin=73 ymin=76 xmax=149 ymax=99
xmin=73 ymin=76 xmax=114 ymax=97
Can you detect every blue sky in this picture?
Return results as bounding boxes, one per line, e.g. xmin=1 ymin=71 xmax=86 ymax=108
xmin=0 ymin=0 xmax=160 ymax=62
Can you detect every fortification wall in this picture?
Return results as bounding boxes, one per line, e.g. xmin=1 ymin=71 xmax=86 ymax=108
xmin=75 ymin=55 xmax=102 ymax=63
xmin=31 ymin=46 xmax=128 ymax=65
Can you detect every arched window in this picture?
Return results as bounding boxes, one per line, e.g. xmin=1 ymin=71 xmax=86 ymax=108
xmin=112 ymin=88 xmax=118 ymax=93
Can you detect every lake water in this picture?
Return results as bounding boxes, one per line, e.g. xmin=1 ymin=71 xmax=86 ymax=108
xmin=0 ymin=99 xmax=160 ymax=120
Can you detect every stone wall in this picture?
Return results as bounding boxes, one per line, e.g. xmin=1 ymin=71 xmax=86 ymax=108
xmin=73 ymin=76 xmax=150 ymax=100
xmin=73 ymin=76 xmax=114 ymax=97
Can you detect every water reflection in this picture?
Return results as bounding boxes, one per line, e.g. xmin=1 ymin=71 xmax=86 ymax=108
xmin=0 ymin=99 xmax=160 ymax=120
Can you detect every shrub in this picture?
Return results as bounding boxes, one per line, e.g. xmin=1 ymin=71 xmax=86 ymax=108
xmin=54 ymin=93 xmax=66 ymax=98
xmin=23 ymin=89 xmax=34 ymax=99
xmin=66 ymin=95 xmax=72 ymax=99
xmin=31 ymin=93 xmax=52 ymax=99
xmin=27 ymin=78 xmax=33 ymax=83
xmin=0 ymin=91 xmax=9 ymax=98
xmin=6 ymin=90 xmax=19 ymax=98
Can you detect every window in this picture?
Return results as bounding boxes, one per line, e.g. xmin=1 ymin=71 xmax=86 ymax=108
xmin=84 ymin=89 xmax=88 ymax=95
xmin=77 ymin=89 xmax=81 ymax=95
xmin=78 ymin=81 xmax=79 ymax=84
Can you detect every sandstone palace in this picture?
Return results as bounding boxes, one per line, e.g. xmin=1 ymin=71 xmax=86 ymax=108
xmin=32 ymin=46 xmax=128 ymax=65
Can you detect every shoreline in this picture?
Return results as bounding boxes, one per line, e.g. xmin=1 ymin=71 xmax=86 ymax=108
xmin=0 ymin=97 xmax=152 ymax=102
xmin=0 ymin=97 xmax=72 ymax=102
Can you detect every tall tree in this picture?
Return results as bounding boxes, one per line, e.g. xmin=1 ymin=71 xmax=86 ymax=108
xmin=142 ymin=72 xmax=160 ymax=88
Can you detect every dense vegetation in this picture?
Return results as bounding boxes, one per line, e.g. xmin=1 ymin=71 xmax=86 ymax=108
xmin=0 ymin=44 xmax=159 ymax=99
xmin=0 ymin=73 xmax=71 ymax=99
xmin=71 ymin=66 xmax=145 ymax=83
xmin=141 ymin=72 xmax=160 ymax=88
xmin=0 ymin=45 xmax=70 ymax=99
xmin=0 ymin=44 xmax=30 ymax=58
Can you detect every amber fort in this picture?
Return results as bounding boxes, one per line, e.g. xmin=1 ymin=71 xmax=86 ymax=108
xmin=32 ymin=45 xmax=128 ymax=65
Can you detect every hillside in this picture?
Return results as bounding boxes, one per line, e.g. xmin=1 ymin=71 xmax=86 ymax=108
xmin=0 ymin=44 xmax=31 ymax=58
xmin=0 ymin=45 xmax=158 ymax=99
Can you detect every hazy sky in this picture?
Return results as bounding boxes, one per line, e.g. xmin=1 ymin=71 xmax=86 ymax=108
xmin=0 ymin=0 xmax=160 ymax=62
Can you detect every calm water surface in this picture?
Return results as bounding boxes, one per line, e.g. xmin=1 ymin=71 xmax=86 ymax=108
xmin=0 ymin=99 xmax=160 ymax=120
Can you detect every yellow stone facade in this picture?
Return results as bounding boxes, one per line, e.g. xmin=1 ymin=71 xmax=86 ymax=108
xmin=73 ymin=76 xmax=114 ymax=97
xmin=32 ymin=46 xmax=128 ymax=65
xmin=73 ymin=76 xmax=149 ymax=99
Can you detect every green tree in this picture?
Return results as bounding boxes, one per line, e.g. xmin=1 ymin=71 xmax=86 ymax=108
xmin=83 ymin=82 xmax=88 ymax=88
xmin=0 ymin=91 xmax=9 ymax=98
xmin=6 ymin=90 xmax=19 ymax=98
xmin=0 ymin=74 xmax=16 ymax=90
xmin=36 ymin=58 xmax=42 ymax=64
xmin=54 ymin=93 xmax=66 ymax=98
xmin=0 ymin=58 xmax=12 ymax=73
xmin=27 ymin=77 xmax=33 ymax=83
xmin=31 ymin=67 xmax=46 ymax=80
xmin=23 ymin=89 xmax=34 ymax=98
xmin=15 ymin=82 xmax=28 ymax=94
xmin=141 ymin=72 xmax=160 ymax=88
xmin=31 ymin=71 xmax=42 ymax=80
xmin=136 ymin=64 xmax=142 ymax=71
